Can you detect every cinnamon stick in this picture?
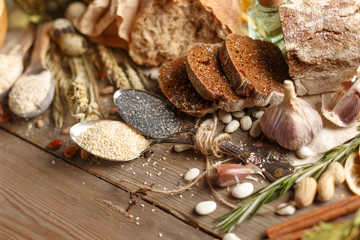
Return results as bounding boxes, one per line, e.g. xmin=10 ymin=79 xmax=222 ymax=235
xmin=266 ymin=195 xmax=360 ymax=239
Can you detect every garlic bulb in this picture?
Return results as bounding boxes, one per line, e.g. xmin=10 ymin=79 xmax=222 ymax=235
xmin=260 ymin=80 xmax=322 ymax=150
xmin=322 ymin=66 xmax=360 ymax=127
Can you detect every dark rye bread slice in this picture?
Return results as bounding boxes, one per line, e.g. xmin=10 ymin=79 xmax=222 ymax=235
xmin=186 ymin=43 xmax=253 ymax=112
xmin=158 ymin=56 xmax=218 ymax=117
xmin=219 ymin=34 xmax=290 ymax=106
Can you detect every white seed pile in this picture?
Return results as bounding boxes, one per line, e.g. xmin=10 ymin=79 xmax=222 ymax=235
xmin=0 ymin=53 xmax=23 ymax=92
xmin=9 ymin=71 xmax=51 ymax=115
xmin=77 ymin=121 xmax=151 ymax=161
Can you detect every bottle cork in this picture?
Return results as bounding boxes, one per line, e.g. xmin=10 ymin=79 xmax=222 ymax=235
xmin=258 ymin=0 xmax=284 ymax=8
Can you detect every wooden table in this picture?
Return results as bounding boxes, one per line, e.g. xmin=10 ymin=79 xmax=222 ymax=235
xmin=1 ymin=105 xmax=357 ymax=240
xmin=0 ymin=28 xmax=357 ymax=240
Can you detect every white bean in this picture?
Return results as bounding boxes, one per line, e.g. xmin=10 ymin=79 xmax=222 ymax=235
xmin=219 ymin=110 xmax=232 ymax=124
xmin=296 ymin=146 xmax=313 ymax=159
xmin=223 ymin=233 xmax=242 ymax=240
xmin=249 ymin=119 xmax=262 ymax=138
xmin=202 ymin=118 xmax=215 ymax=128
xmin=174 ymin=145 xmax=192 ymax=152
xmin=195 ymin=201 xmax=217 ymax=215
xmin=231 ymin=182 xmax=254 ymax=199
xmin=276 ymin=203 xmax=296 ymax=216
xmin=225 ymin=120 xmax=240 ymax=133
xmin=240 ymin=116 xmax=252 ymax=131
xmin=253 ymin=110 xmax=264 ymax=119
xmin=184 ymin=168 xmax=200 ymax=182
xmin=232 ymin=110 xmax=245 ymax=118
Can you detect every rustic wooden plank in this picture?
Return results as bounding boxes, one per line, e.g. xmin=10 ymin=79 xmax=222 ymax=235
xmin=2 ymin=109 xmax=357 ymax=240
xmin=0 ymin=128 xmax=213 ymax=240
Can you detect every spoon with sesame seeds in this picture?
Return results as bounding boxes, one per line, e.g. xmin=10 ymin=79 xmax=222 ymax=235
xmin=69 ymin=120 xmax=194 ymax=162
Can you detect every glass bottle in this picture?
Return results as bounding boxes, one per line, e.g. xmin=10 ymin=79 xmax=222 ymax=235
xmin=247 ymin=0 xmax=285 ymax=53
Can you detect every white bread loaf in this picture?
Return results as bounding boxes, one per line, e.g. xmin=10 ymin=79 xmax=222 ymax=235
xmin=280 ymin=0 xmax=360 ymax=96
xmin=129 ymin=0 xmax=243 ymax=66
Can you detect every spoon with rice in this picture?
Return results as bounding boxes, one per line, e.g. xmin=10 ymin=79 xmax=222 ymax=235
xmin=8 ymin=22 xmax=55 ymax=118
xmin=0 ymin=28 xmax=34 ymax=101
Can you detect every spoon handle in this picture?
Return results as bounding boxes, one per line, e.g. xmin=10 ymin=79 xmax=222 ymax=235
xmin=26 ymin=22 xmax=52 ymax=74
xmin=151 ymin=137 xmax=195 ymax=146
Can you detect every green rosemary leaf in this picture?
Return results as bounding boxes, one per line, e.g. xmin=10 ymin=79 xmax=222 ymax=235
xmin=216 ymin=127 xmax=360 ymax=232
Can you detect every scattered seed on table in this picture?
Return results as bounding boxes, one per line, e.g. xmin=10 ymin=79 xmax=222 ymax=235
xmin=249 ymin=119 xmax=262 ymax=138
xmin=61 ymin=127 xmax=71 ymax=135
xmin=174 ymin=144 xmax=192 ymax=152
xmin=184 ymin=168 xmax=200 ymax=182
xmin=219 ymin=110 xmax=232 ymax=124
xmin=231 ymin=182 xmax=254 ymax=199
xmin=225 ymin=120 xmax=240 ymax=133
xmin=240 ymin=116 xmax=252 ymax=131
xmin=223 ymin=233 xmax=242 ymax=240
xmin=276 ymin=203 xmax=296 ymax=216
xmin=195 ymin=201 xmax=217 ymax=215
xmin=48 ymin=139 xmax=63 ymax=150
xmin=296 ymin=146 xmax=313 ymax=159
xmin=64 ymin=145 xmax=79 ymax=158
xmin=253 ymin=110 xmax=264 ymax=119
xmin=36 ymin=119 xmax=44 ymax=128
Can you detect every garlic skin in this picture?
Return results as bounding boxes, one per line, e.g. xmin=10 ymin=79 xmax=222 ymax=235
xmin=322 ymin=66 xmax=360 ymax=127
xmin=212 ymin=164 xmax=254 ymax=187
xmin=260 ymin=80 xmax=322 ymax=150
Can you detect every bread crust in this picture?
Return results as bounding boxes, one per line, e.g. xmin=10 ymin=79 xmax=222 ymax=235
xmin=186 ymin=43 xmax=252 ymax=112
xmin=129 ymin=0 xmax=242 ymax=66
xmin=219 ymin=34 xmax=289 ymax=106
xmin=158 ymin=56 xmax=218 ymax=117
xmin=280 ymin=0 xmax=360 ymax=96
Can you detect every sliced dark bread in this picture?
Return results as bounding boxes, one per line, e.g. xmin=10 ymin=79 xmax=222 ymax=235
xmin=219 ymin=34 xmax=290 ymax=106
xmin=186 ymin=43 xmax=253 ymax=112
xmin=158 ymin=56 xmax=218 ymax=117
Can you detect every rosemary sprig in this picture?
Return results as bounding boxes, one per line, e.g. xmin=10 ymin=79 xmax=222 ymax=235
xmin=216 ymin=126 xmax=360 ymax=232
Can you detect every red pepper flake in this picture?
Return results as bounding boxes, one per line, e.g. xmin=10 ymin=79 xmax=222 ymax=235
xmin=48 ymin=139 xmax=63 ymax=150
xmin=97 ymin=69 xmax=107 ymax=79
xmin=0 ymin=104 xmax=11 ymax=123
xmin=80 ymin=149 xmax=90 ymax=159
xmin=64 ymin=145 xmax=79 ymax=158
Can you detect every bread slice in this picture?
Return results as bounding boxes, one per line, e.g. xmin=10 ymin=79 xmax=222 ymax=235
xmin=219 ymin=34 xmax=290 ymax=106
xmin=129 ymin=0 xmax=243 ymax=66
xmin=158 ymin=56 xmax=218 ymax=117
xmin=280 ymin=0 xmax=360 ymax=96
xmin=186 ymin=43 xmax=253 ymax=112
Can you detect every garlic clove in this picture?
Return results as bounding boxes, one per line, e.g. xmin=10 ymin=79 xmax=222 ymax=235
xmin=322 ymin=67 xmax=360 ymax=127
xmin=212 ymin=164 xmax=254 ymax=187
xmin=260 ymin=80 xmax=322 ymax=150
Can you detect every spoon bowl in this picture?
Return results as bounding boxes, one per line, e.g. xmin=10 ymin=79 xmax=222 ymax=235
xmin=70 ymin=120 xmax=194 ymax=162
xmin=8 ymin=22 xmax=55 ymax=118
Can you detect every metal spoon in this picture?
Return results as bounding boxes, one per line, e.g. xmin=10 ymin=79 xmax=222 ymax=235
xmin=113 ymin=89 xmax=183 ymax=138
xmin=8 ymin=22 xmax=55 ymax=118
xmin=0 ymin=28 xmax=34 ymax=101
xmin=69 ymin=120 xmax=194 ymax=162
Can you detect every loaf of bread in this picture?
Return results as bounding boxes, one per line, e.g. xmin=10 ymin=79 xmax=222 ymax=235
xmin=129 ymin=0 xmax=243 ymax=66
xmin=158 ymin=56 xmax=218 ymax=117
xmin=280 ymin=0 xmax=360 ymax=96
xmin=186 ymin=43 xmax=252 ymax=112
xmin=219 ymin=34 xmax=289 ymax=106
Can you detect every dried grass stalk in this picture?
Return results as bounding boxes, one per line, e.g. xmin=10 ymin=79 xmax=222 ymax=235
xmin=97 ymin=44 xmax=131 ymax=89
xmin=124 ymin=62 xmax=145 ymax=90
